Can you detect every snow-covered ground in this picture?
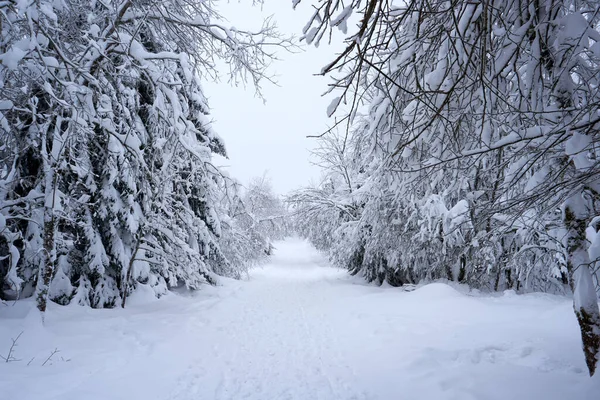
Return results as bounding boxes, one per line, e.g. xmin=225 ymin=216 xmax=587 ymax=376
xmin=1 ymin=238 xmax=598 ymax=399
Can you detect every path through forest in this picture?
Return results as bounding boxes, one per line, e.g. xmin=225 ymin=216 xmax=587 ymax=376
xmin=1 ymin=238 xmax=598 ymax=399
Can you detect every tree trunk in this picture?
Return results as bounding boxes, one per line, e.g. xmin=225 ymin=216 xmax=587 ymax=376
xmin=121 ymin=233 xmax=142 ymax=308
xmin=565 ymin=204 xmax=600 ymax=376
xmin=36 ymin=161 xmax=57 ymax=320
xmin=36 ymin=211 xmax=55 ymax=315
xmin=35 ymin=124 xmax=58 ymax=321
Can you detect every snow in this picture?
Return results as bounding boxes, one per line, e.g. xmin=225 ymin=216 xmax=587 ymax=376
xmin=304 ymin=27 xmax=319 ymax=45
xmin=331 ymin=6 xmax=353 ymax=34
xmin=566 ymin=131 xmax=594 ymax=170
xmin=445 ymin=199 xmax=470 ymax=231
xmin=1 ymin=238 xmax=598 ymax=399
xmin=327 ymin=96 xmax=342 ymax=117
xmin=0 ymin=46 xmax=28 ymax=70
xmin=0 ymin=99 xmax=13 ymax=110
xmin=210 ymin=26 xmax=228 ymax=41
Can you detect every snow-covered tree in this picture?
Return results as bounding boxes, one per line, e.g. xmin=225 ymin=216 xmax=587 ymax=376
xmin=216 ymin=176 xmax=271 ymax=276
xmin=244 ymin=175 xmax=291 ymax=244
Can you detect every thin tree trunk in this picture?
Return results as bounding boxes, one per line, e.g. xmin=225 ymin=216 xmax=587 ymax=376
xmin=121 ymin=233 xmax=142 ymax=308
xmin=35 ymin=113 xmax=66 ymax=321
xmin=36 ymin=210 xmax=56 ymax=315
xmin=36 ymin=134 xmax=57 ymax=321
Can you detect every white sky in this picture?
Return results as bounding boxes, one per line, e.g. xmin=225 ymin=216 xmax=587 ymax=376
xmin=204 ymin=0 xmax=345 ymax=194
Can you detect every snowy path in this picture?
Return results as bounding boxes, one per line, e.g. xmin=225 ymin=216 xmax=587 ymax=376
xmin=1 ymin=238 xmax=599 ymax=399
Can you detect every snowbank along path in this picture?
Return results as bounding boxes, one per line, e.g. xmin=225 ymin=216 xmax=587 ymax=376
xmin=0 ymin=238 xmax=599 ymax=399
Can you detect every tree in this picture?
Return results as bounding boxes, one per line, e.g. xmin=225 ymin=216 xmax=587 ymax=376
xmin=244 ymin=174 xmax=291 ymax=252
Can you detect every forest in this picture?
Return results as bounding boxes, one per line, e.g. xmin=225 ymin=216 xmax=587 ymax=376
xmin=1 ymin=0 xmax=600 ymax=397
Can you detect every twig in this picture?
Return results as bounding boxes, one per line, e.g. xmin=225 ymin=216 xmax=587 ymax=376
xmin=0 ymin=331 xmax=23 ymax=363
xmin=42 ymin=348 xmax=60 ymax=366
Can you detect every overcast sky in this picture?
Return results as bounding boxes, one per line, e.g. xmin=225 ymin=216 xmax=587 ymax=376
xmin=204 ymin=1 xmax=345 ymax=194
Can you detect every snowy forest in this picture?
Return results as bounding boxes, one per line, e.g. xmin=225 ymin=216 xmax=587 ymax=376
xmin=0 ymin=0 xmax=292 ymax=309
xmin=289 ymin=0 xmax=600 ymax=376
xmin=1 ymin=0 xmax=600 ymax=398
